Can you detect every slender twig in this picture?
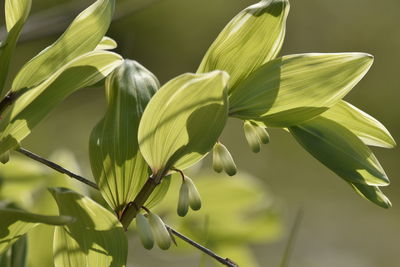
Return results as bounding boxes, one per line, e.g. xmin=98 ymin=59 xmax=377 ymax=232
xmin=166 ymin=225 xmax=239 ymax=267
xmin=280 ymin=209 xmax=303 ymax=267
xmin=16 ymin=147 xmax=99 ymax=190
xmin=15 ymin=146 xmax=239 ymax=267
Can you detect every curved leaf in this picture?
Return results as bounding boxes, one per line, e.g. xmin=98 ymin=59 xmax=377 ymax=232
xmin=229 ymin=53 xmax=373 ymax=127
xmin=89 ymin=60 xmax=159 ymax=216
xmin=0 ymin=207 xmax=74 ymax=255
xmin=0 ymin=51 xmax=123 ymax=155
xmin=96 ymin=36 xmax=118 ymax=50
xmin=350 ymin=183 xmax=391 ymax=209
xmin=321 ymin=101 xmax=396 ymax=148
xmin=50 ymin=188 xmax=127 ymax=267
xmin=289 ymin=116 xmax=389 ymax=186
xmin=138 ymin=71 xmax=229 ymax=175
xmin=0 ymin=0 xmax=32 ymax=97
xmin=11 ymin=0 xmax=115 ymax=91
xmin=198 ymin=0 xmax=289 ymax=90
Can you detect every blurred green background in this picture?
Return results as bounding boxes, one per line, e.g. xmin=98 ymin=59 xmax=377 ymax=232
xmin=1 ymin=0 xmax=399 ymax=266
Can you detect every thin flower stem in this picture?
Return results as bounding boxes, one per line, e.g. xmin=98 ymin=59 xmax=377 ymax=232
xmin=165 ymin=225 xmax=239 ymax=267
xmin=15 ymin=146 xmax=239 ymax=267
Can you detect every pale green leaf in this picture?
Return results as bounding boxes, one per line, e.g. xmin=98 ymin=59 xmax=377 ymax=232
xmin=89 ymin=60 xmax=159 ymax=216
xmin=289 ymin=116 xmax=389 ymax=186
xmin=138 ymin=71 xmax=229 ymax=175
xmin=0 ymin=0 xmax=32 ymax=97
xmin=229 ymin=53 xmax=373 ymax=127
xmin=0 ymin=51 xmax=123 ymax=155
xmin=198 ymin=0 xmax=289 ymax=90
xmin=0 ymin=207 xmax=74 ymax=255
xmin=350 ymin=183 xmax=391 ymax=209
xmin=0 ymin=235 xmax=27 ymax=267
xmin=5 ymin=0 xmax=31 ymax=31
xmin=144 ymin=175 xmax=171 ymax=209
xmin=321 ymin=100 xmax=396 ymax=148
xmin=51 ymin=188 xmax=127 ymax=267
xmin=96 ymin=36 xmax=118 ymax=50
xmin=11 ymin=0 xmax=115 ymax=91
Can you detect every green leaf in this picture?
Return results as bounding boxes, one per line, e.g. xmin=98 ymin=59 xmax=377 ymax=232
xmin=96 ymin=36 xmax=118 ymax=50
xmin=320 ymin=100 xmax=396 ymax=148
xmin=0 ymin=51 xmax=122 ymax=155
xmin=0 ymin=0 xmax=32 ymax=97
xmin=50 ymin=188 xmax=127 ymax=267
xmin=229 ymin=53 xmax=373 ymax=127
xmin=0 ymin=207 xmax=74 ymax=255
xmin=5 ymin=0 xmax=31 ymax=31
xmin=89 ymin=60 xmax=158 ymax=216
xmin=0 ymin=234 xmax=27 ymax=267
xmin=144 ymin=175 xmax=171 ymax=209
xmin=198 ymin=0 xmax=289 ymax=90
xmin=350 ymin=183 xmax=391 ymax=209
xmin=289 ymin=116 xmax=389 ymax=186
xmin=138 ymin=71 xmax=229 ymax=175
xmin=11 ymin=0 xmax=115 ymax=91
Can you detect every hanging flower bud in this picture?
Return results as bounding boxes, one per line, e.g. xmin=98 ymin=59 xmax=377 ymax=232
xmin=212 ymin=144 xmax=224 ymax=173
xmin=148 ymin=212 xmax=171 ymax=250
xmin=0 ymin=151 xmax=9 ymax=164
xmin=185 ymin=176 xmax=202 ymax=211
xmin=177 ymin=181 xmax=190 ymax=217
xmin=135 ymin=213 xmax=154 ymax=250
xmin=212 ymin=142 xmax=237 ymax=176
xmin=243 ymin=121 xmax=261 ymax=153
xmin=254 ymin=124 xmax=270 ymax=144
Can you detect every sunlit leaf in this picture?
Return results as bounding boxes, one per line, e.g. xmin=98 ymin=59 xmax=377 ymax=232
xmin=5 ymin=0 xmax=31 ymax=31
xmin=89 ymin=60 xmax=158 ymax=216
xmin=0 ymin=51 xmax=123 ymax=155
xmin=145 ymin=175 xmax=171 ymax=209
xmin=11 ymin=0 xmax=115 ymax=91
xmin=51 ymin=188 xmax=127 ymax=267
xmin=198 ymin=0 xmax=289 ymax=90
xmin=138 ymin=71 xmax=229 ymax=176
xmin=95 ymin=36 xmax=118 ymax=50
xmin=0 ymin=0 xmax=32 ymax=97
xmin=289 ymin=116 xmax=389 ymax=186
xmin=349 ymin=182 xmax=391 ymax=209
xmin=229 ymin=53 xmax=373 ymax=127
xmin=320 ymin=101 xmax=396 ymax=148
xmin=0 ymin=207 xmax=74 ymax=255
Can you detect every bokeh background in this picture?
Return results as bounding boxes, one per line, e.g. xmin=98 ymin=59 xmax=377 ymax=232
xmin=1 ymin=0 xmax=399 ymax=266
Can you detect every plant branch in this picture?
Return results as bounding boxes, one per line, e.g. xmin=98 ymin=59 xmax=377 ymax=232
xmin=165 ymin=225 xmax=239 ymax=267
xmin=15 ymin=147 xmax=239 ymax=267
xmin=16 ymin=147 xmax=99 ymax=190
xmin=280 ymin=209 xmax=303 ymax=267
xmin=119 ymin=176 xmax=158 ymax=228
